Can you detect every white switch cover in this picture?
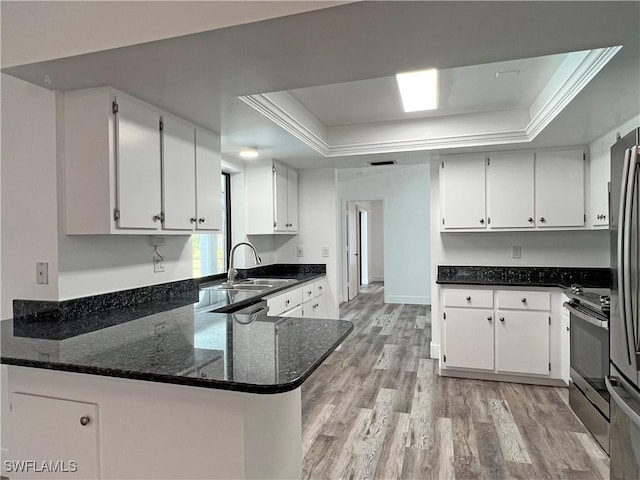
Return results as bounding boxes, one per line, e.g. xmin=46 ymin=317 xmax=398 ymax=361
xmin=512 ymin=246 xmax=522 ymax=259
xmin=36 ymin=262 xmax=48 ymax=285
xmin=322 ymin=246 xmax=330 ymax=257
xmin=153 ymin=255 xmax=165 ymax=272
xmin=297 ymin=245 xmax=304 ymax=257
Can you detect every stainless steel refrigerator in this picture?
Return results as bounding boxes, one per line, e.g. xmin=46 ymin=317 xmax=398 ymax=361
xmin=607 ymin=127 xmax=640 ymax=479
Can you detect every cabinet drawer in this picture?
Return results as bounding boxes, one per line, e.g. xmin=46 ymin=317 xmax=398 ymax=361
xmin=496 ymin=290 xmax=550 ymax=310
xmin=314 ymin=279 xmax=326 ymax=298
xmin=302 ymin=283 xmax=315 ymax=302
xmin=443 ymin=289 xmax=493 ymax=308
xmin=266 ymin=287 xmax=303 ymax=316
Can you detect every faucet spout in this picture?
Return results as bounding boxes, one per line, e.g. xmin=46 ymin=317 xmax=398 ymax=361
xmin=226 ymin=242 xmax=262 ymax=285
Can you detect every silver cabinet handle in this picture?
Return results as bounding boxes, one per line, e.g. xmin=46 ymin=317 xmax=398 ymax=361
xmin=318 ymin=286 xmax=323 ymax=291
xmin=190 ymin=217 xmax=197 ymax=223
xmin=285 ymin=299 xmax=290 ymax=306
xmin=487 ymin=316 xmax=492 ymax=321
xmin=528 ymin=217 xmax=534 ymax=223
xmin=198 ymin=217 xmax=205 ymax=224
xmin=153 ymin=213 xmax=164 ymax=222
xmin=539 ymin=217 xmax=546 ymax=222
xmin=500 ymin=317 xmax=505 ymax=322
xmin=80 ymin=416 xmax=91 ymax=426
xmin=466 ymin=296 xmax=471 ymax=301
xmin=521 ymin=297 xmax=527 ymax=303
xmin=479 ymin=218 xmax=485 ymax=224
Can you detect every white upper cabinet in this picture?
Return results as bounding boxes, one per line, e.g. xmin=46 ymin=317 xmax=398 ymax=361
xmin=116 ymin=96 xmax=163 ymax=230
xmin=195 ymin=128 xmax=222 ymax=232
xmin=162 ymin=115 xmax=196 ymax=231
xmin=64 ymin=87 xmax=221 ymax=235
xmin=589 ymin=141 xmax=611 ymax=228
xmin=535 ymin=150 xmax=585 ymax=228
xmin=246 ymin=159 xmax=299 ymax=234
xmin=440 ymin=148 xmax=586 ymax=232
xmin=441 ymin=154 xmax=486 ymax=230
xmin=487 ymin=152 xmax=535 ymax=228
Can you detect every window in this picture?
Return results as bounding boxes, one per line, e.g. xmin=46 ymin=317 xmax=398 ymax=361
xmin=192 ymin=172 xmax=231 ymax=276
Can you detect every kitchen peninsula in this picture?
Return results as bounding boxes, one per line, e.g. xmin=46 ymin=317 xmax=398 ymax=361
xmin=1 ymin=267 xmax=352 ymax=480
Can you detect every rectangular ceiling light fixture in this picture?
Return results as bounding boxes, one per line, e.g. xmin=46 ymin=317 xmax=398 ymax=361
xmin=396 ymin=68 xmax=439 ymax=112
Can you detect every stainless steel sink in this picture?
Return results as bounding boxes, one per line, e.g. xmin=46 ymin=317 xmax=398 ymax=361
xmin=205 ymin=277 xmax=296 ymax=293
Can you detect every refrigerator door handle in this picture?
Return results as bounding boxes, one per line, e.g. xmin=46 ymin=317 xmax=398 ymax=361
xmin=607 ymin=375 xmax=640 ymax=429
xmin=618 ymin=146 xmax=634 ymax=365
xmin=623 ymin=146 xmax=639 ymax=357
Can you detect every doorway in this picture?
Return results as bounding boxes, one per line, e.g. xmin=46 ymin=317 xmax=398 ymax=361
xmin=345 ymin=200 xmax=383 ymax=302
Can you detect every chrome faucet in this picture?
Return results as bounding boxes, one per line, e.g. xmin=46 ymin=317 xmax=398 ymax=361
xmin=225 ymin=242 xmax=262 ymax=285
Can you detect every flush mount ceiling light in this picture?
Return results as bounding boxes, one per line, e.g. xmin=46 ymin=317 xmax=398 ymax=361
xmin=495 ymin=69 xmax=520 ymax=78
xmin=395 ymin=68 xmax=439 ymax=112
xmin=239 ymin=147 xmax=260 ymax=159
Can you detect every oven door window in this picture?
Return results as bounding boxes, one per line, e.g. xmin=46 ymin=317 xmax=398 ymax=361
xmin=570 ymin=312 xmax=609 ymax=401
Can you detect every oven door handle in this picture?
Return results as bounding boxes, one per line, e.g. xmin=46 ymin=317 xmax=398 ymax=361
xmin=563 ymin=302 xmax=608 ymax=329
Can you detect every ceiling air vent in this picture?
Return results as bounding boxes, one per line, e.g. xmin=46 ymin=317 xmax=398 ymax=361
xmin=367 ymin=160 xmax=396 ymax=166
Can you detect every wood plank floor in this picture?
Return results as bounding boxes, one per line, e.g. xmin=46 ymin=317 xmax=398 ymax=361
xmin=301 ymin=283 xmax=609 ymax=480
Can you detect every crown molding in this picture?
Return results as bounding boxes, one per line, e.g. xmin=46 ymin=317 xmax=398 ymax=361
xmin=240 ymin=46 xmax=621 ymax=157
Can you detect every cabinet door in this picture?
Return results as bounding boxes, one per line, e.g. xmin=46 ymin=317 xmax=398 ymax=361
xmin=195 ymin=129 xmax=222 ymax=231
xmin=287 ymin=168 xmax=299 ymax=232
xmin=9 ymin=393 xmax=99 ymax=479
xmin=487 ymin=152 xmax=535 ymax=228
xmin=441 ymin=155 xmax=487 ymax=229
xmin=496 ymin=310 xmax=549 ymax=375
xmin=443 ymin=308 xmax=494 ymax=370
xmin=590 ymin=148 xmax=610 ymax=227
xmin=273 ymin=162 xmax=289 ymax=232
xmin=162 ymin=116 xmax=196 ymax=230
xmin=535 ymin=150 xmax=585 ymax=228
xmin=115 ymin=95 xmax=162 ymax=230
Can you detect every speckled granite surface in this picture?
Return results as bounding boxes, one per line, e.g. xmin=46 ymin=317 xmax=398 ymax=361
xmin=3 ymin=264 xmax=344 ymax=393
xmin=437 ymin=265 xmax=610 ymax=288
xmin=2 ymin=306 xmax=352 ymax=394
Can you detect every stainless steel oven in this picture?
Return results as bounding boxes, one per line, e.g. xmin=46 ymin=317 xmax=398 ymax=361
xmin=565 ymin=285 xmax=610 ymax=453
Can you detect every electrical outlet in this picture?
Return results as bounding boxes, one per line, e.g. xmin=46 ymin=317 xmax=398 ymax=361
xmin=36 ymin=262 xmax=48 ymax=285
xmin=297 ymin=245 xmax=304 ymax=257
xmin=512 ymin=246 xmax=522 ymax=259
xmin=153 ymin=255 xmax=165 ymax=272
xmin=322 ymin=246 xmax=329 ymax=257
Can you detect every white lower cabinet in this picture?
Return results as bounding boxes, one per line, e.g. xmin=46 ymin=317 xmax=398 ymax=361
xmin=495 ymin=310 xmax=550 ymax=375
xmin=442 ymin=287 xmax=560 ymax=383
xmin=266 ymin=277 xmax=328 ymax=319
xmin=8 ymin=393 xmax=99 ymax=479
xmin=443 ymin=308 xmax=494 ymax=371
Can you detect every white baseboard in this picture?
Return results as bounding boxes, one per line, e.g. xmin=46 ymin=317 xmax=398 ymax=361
xmin=385 ymin=295 xmax=431 ymax=305
xmin=430 ymin=342 xmax=440 ymax=360
xmin=369 ymin=275 xmax=384 ymax=282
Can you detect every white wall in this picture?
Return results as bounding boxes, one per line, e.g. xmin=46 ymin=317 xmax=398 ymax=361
xmin=338 ymin=164 xmax=431 ymax=305
xmin=274 ymin=168 xmax=339 ymax=319
xmin=1 ymin=75 xmax=59 ymax=318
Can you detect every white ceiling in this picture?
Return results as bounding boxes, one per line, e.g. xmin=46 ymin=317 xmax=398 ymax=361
xmin=288 ymin=53 xmax=568 ymax=126
xmin=2 ymin=1 xmax=639 ymax=170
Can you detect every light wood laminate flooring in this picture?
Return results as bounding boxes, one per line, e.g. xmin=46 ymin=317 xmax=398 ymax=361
xmin=301 ymin=283 xmax=609 ymax=480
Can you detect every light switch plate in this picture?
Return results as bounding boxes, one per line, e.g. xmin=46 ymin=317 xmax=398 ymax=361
xmin=36 ymin=262 xmax=48 ymax=285
xmin=512 ymin=246 xmax=522 ymax=259
xmin=297 ymin=245 xmax=304 ymax=257
xmin=322 ymin=246 xmax=330 ymax=257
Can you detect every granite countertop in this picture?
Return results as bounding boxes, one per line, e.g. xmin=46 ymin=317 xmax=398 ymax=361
xmin=1 ymin=303 xmax=352 ymax=394
xmin=2 ymin=265 xmax=352 ymax=394
xmin=436 ymin=265 xmax=610 ymax=289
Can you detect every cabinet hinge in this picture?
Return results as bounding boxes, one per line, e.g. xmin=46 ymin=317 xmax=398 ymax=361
xmin=274 ymin=221 xmax=277 ymax=228
xmin=443 ymin=354 xmax=447 ymax=363
xmin=159 ymin=118 xmax=164 ymax=131
xmin=488 ymin=217 xmax=491 ymax=225
xmin=584 ymin=214 xmax=586 ymax=222
xmin=441 ymin=161 xmax=444 ymax=169
xmin=9 ymin=401 xmax=12 ymax=412
xmin=273 ymin=166 xmax=276 ymax=173
xmin=442 ymin=218 xmax=445 ymax=225
xmin=549 ymin=362 xmax=551 ymax=372
xmin=112 ymin=101 xmax=119 ymax=114
xmin=549 ymin=316 xmax=551 ymax=325
xmin=113 ymin=208 xmax=120 ymax=221
xmin=583 ymin=153 xmax=586 ymax=161
xmin=487 ymin=157 xmax=490 ymax=165
xmin=443 ymin=312 xmax=446 ymax=320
